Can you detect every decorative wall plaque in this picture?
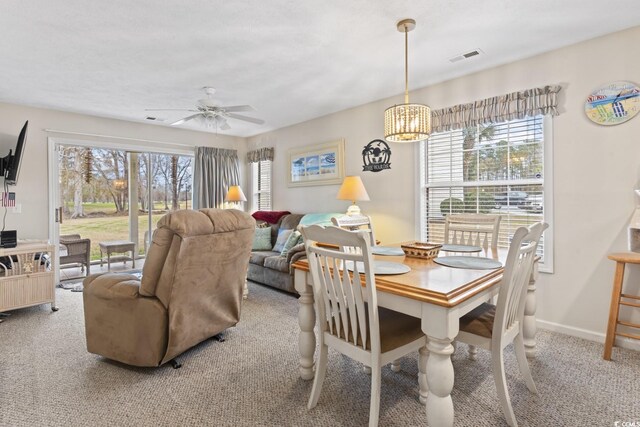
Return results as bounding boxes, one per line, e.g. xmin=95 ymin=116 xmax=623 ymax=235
xmin=362 ymin=139 xmax=391 ymax=172
xmin=585 ymin=81 xmax=640 ymax=125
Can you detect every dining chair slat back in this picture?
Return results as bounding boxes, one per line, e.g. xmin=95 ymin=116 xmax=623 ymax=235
xmin=444 ymin=213 xmax=502 ymax=250
xmin=331 ymin=214 xmax=376 ymax=247
xmin=457 ymin=222 xmax=547 ymax=427
xmin=300 ymin=224 xmax=427 ymax=427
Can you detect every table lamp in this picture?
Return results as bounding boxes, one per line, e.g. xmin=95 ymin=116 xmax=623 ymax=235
xmin=336 ymin=176 xmax=370 ymax=216
xmin=225 ymin=185 xmax=247 ymax=209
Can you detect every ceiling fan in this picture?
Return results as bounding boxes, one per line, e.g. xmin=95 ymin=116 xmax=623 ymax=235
xmin=146 ymin=87 xmax=264 ymax=130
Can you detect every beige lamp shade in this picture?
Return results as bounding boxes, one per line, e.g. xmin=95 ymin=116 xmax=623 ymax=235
xmin=225 ymin=185 xmax=247 ymax=202
xmin=336 ymin=176 xmax=370 ymax=216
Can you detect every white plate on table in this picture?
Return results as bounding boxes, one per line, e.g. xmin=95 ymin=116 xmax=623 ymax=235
xmin=344 ymin=260 xmax=411 ymax=275
xmin=371 ymin=246 xmax=405 ymax=256
xmin=440 ymin=244 xmax=482 ymax=253
xmin=434 ymin=256 xmax=502 ymax=270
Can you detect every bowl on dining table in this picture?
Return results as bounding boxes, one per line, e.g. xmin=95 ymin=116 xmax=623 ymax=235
xmin=400 ymin=242 xmax=442 ymax=260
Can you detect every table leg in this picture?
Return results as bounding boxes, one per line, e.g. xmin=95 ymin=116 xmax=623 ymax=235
xmin=296 ymin=271 xmax=316 ymax=381
xmin=107 ymin=250 xmax=111 ymax=272
xmin=425 ymin=337 xmax=454 ymax=427
xmin=418 ymin=346 xmax=428 ymax=405
xmin=99 ymin=248 xmax=104 ymax=267
xmin=131 ymin=249 xmax=135 ymax=269
xmin=523 ymin=262 xmax=539 ymax=357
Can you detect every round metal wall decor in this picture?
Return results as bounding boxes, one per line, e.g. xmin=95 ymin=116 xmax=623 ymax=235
xmin=584 ymin=81 xmax=640 ymax=126
xmin=362 ymin=139 xmax=391 ymax=172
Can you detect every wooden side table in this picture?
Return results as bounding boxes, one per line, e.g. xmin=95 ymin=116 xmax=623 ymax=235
xmin=604 ymin=252 xmax=640 ymax=360
xmin=99 ymin=240 xmax=136 ymax=272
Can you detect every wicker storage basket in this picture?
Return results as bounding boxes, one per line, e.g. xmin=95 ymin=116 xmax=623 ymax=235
xmin=400 ymin=242 xmax=442 ymax=260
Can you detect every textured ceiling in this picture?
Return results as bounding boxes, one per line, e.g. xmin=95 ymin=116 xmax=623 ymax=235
xmin=1 ymin=1 xmax=639 ymax=137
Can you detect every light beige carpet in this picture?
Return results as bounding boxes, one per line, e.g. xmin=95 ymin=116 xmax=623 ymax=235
xmin=0 ymin=282 xmax=638 ymax=426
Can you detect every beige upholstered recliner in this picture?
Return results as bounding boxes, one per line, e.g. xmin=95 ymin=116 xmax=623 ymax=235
xmin=82 ymin=209 xmax=255 ymax=367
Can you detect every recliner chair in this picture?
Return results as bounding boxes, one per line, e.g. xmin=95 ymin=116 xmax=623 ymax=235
xmin=82 ymin=209 xmax=255 ymax=367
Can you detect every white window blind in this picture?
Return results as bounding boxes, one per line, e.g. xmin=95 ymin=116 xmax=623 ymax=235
xmin=253 ymin=160 xmax=272 ymax=211
xmin=420 ymin=114 xmax=552 ymax=269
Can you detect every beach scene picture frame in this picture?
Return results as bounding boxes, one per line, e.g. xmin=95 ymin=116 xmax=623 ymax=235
xmin=288 ymin=139 xmax=345 ymax=187
xmin=585 ymin=81 xmax=640 ymax=126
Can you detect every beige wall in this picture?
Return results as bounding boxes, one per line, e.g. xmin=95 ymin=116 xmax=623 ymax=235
xmin=0 ymin=102 xmax=245 ymax=239
xmin=248 ymin=26 xmax=640 ymax=343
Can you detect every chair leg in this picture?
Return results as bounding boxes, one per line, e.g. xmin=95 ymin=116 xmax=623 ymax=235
xmin=369 ymin=362 xmax=381 ymax=427
xmin=363 ymin=365 xmax=372 ymax=375
xmin=307 ymin=344 xmax=328 ymax=410
xmin=514 ymin=334 xmax=537 ymax=394
xmin=492 ymin=348 xmax=517 ymax=427
xmin=390 ymin=359 xmax=401 ymax=372
xmin=468 ymin=344 xmax=478 ymax=360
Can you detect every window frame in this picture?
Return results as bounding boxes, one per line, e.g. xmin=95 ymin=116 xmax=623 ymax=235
xmin=417 ymin=115 xmax=554 ymax=273
xmin=250 ymin=159 xmax=272 ymax=212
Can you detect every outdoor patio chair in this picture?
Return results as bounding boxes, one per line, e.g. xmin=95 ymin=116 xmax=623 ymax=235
xmin=59 ymin=234 xmax=91 ymax=277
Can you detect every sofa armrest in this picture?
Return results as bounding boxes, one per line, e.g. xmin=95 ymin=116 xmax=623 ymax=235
xmin=286 ymin=243 xmax=306 ymax=264
xmin=83 ymin=273 xmax=142 ymax=300
xmin=287 ymin=243 xmax=307 ymax=274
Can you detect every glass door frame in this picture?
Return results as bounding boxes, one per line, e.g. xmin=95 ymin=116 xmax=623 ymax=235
xmin=47 ymin=136 xmax=193 ymax=283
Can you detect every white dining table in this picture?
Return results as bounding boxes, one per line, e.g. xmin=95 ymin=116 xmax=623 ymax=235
xmin=292 ymin=247 xmax=540 ymax=427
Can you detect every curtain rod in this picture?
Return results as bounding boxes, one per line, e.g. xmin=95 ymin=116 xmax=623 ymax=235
xmin=42 ymin=128 xmax=194 ymax=148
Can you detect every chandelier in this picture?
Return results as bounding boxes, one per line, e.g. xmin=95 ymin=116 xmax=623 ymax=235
xmin=384 ymin=19 xmax=431 ymax=143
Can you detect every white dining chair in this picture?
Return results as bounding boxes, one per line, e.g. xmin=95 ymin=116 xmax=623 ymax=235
xmin=300 ymin=225 xmax=427 ymax=427
xmin=456 ymin=222 xmax=547 ymax=427
xmin=444 ymin=213 xmax=502 ymax=250
xmin=331 ymin=214 xmax=376 ymax=247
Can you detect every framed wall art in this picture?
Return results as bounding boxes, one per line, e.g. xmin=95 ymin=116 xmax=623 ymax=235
xmin=585 ymin=81 xmax=640 ymax=126
xmin=287 ymin=139 xmax=345 ymax=187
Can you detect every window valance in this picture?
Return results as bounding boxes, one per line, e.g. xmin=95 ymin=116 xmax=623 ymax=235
xmin=431 ymin=85 xmax=561 ymax=133
xmin=247 ymin=147 xmax=274 ymax=163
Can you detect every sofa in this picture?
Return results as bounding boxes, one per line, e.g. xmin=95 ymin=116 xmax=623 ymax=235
xmin=83 ymin=209 xmax=255 ymax=367
xmin=248 ymin=212 xmax=340 ymax=294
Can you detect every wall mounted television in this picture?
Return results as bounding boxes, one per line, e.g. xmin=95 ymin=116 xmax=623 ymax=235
xmin=0 ymin=120 xmax=28 ymax=186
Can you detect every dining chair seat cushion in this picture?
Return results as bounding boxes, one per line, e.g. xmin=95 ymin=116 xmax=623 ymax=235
xmin=327 ymin=305 xmax=424 ymax=353
xmin=459 ymin=302 xmax=496 ymax=338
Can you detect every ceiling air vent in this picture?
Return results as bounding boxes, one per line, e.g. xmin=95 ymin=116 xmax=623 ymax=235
xmin=145 ymin=116 xmax=165 ymax=122
xmin=146 ymin=116 xmax=157 ymax=121
xmin=449 ymin=49 xmax=483 ymax=63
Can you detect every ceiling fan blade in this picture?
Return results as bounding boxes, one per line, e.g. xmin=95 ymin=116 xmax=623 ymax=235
xmin=222 ymin=105 xmax=255 ymax=113
xmin=226 ymin=113 xmax=265 ymax=125
xmin=171 ymin=113 xmax=202 ymax=126
xmin=145 ymin=108 xmax=199 ymax=112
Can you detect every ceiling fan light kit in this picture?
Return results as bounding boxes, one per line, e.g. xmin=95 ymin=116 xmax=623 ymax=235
xmin=384 ymin=18 xmax=431 ymax=143
xmin=146 ymin=86 xmax=264 ymax=131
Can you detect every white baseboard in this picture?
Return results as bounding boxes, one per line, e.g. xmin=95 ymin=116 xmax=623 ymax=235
xmin=537 ymin=319 xmax=640 ymax=352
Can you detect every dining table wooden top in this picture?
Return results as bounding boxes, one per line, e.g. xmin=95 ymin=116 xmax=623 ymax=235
xmin=292 ymin=245 xmax=511 ymax=308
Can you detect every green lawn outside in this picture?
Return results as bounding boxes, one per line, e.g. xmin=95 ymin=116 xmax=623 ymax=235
xmin=65 ymin=201 xmax=191 ymax=216
xmin=61 ymin=212 xmax=166 ymax=260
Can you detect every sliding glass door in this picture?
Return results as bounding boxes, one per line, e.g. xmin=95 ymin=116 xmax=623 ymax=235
xmin=56 ymin=145 xmax=192 ymax=271
xmin=134 ymin=152 xmax=192 ymax=256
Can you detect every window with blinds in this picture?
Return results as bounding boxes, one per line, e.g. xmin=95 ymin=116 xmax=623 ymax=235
xmin=252 ymin=160 xmax=272 ymax=211
xmin=419 ymin=114 xmax=552 ymax=269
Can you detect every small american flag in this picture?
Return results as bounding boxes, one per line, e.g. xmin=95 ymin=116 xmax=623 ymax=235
xmin=2 ymin=192 xmax=15 ymax=207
